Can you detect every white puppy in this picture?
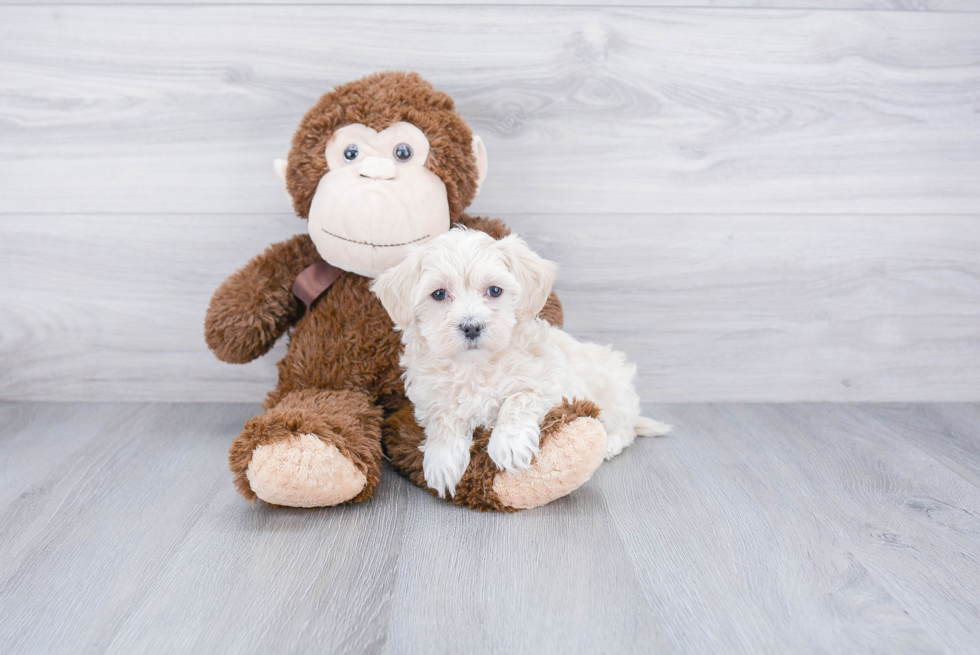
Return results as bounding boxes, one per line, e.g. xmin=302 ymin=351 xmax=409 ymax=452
xmin=372 ymin=228 xmax=669 ymax=498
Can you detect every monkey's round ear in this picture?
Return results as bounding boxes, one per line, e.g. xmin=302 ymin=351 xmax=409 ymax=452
xmin=273 ymin=158 xmax=288 ymax=185
xmin=472 ymin=136 xmax=489 ymax=195
xmin=272 ymin=158 xmax=293 ymax=205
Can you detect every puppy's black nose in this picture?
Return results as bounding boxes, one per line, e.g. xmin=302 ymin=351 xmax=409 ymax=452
xmin=459 ymin=322 xmax=483 ymax=340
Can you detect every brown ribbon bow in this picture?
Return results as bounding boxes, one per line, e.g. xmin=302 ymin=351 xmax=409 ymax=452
xmin=292 ymin=260 xmax=344 ymax=309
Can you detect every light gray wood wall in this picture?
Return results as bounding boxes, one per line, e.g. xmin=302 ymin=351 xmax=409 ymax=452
xmin=2 ymin=0 xmax=977 ymax=8
xmin=1 ymin=4 xmax=978 ymax=402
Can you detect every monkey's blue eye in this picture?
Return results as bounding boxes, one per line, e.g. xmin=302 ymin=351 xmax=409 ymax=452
xmin=394 ymin=143 xmax=413 ymax=162
xmin=344 ymin=145 xmax=359 ymax=162
xmin=487 ymin=286 xmax=502 ymax=298
xmin=432 ymin=289 xmax=447 ymax=301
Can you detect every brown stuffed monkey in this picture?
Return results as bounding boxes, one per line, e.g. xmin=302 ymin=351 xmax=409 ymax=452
xmin=205 ymin=71 xmax=607 ymax=511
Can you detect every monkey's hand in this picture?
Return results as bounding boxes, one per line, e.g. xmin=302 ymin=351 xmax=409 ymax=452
xmin=204 ymin=233 xmax=321 ymax=364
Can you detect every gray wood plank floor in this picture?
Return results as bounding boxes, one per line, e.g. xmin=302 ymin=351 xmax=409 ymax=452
xmin=2 ymin=402 xmax=979 ymax=654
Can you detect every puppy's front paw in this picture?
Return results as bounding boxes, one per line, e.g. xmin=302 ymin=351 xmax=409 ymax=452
xmin=488 ymin=422 xmax=541 ymax=473
xmin=422 ymin=439 xmax=472 ymax=499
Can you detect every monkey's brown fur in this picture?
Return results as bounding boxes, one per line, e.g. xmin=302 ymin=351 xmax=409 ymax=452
xmin=286 ymin=71 xmax=480 ymax=222
xmin=384 ymin=398 xmax=600 ymax=512
xmin=206 ymin=72 xmax=597 ymax=510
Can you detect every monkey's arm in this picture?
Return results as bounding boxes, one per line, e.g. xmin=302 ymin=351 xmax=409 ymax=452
xmin=205 ymin=233 xmax=322 ymax=364
xmin=456 ymin=214 xmax=564 ymax=328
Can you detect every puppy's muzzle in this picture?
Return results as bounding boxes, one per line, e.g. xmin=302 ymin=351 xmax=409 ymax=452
xmin=459 ymin=321 xmax=484 ymax=341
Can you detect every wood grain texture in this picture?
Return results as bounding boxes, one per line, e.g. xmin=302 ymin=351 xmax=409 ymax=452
xmin=1 ymin=6 xmax=978 ymax=216
xmin=541 ymin=214 xmax=980 ymax=402
xmin=0 ymin=403 xmax=133 ymax=506
xmin=0 ymin=403 xmax=239 ymax=653
xmin=782 ymin=403 xmax=980 ymax=653
xmin=2 ymin=3 xmax=977 ymax=403
xmin=379 ymin=489 xmax=669 ymax=654
xmin=2 ymin=213 xmax=977 ymax=403
xmin=2 ymin=402 xmax=979 ymax=653
xmin=600 ymin=404 xmax=948 ymax=652
xmin=1 ymin=0 xmax=976 ymax=8
xmin=860 ymin=403 xmax=980 ymax=491
xmin=0 ymin=214 xmax=304 ymax=403
xmin=600 ymin=402 xmax=980 ymax=653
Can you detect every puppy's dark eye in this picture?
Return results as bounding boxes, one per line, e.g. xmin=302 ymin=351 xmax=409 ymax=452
xmin=431 ymin=289 xmax=447 ymax=301
xmin=393 ymin=143 xmax=413 ymax=162
xmin=487 ymin=286 xmax=502 ymax=298
xmin=344 ymin=144 xmax=359 ymax=162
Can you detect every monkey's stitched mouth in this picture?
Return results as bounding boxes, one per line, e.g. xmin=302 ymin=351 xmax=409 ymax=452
xmin=321 ymin=228 xmax=430 ymax=248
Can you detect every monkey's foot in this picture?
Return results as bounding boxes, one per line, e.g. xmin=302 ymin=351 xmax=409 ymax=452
xmin=229 ymin=389 xmax=383 ymax=507
xmin=383 ymin=398 xmax=606 ymax=511
xmin=492 ymin=412 xmax=606 ymax=510
xmin=246 ymin=433 xmax=367 ymax=507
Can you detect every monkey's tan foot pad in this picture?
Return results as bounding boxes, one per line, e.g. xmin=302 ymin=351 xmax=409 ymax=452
xmin=246 ymin=433 xmax=366 ymax=507
xmin=493 ymin=417 xmax=607 ymax=510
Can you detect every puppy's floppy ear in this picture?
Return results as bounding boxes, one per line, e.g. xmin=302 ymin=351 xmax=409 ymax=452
xmin=371 ymin=249 xmax=424 ymax=328
xmin=494 ymin=235 xmax=558 ymax=321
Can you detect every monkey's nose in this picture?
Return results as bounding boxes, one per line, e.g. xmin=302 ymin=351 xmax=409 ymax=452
xmin=359 ymin=157 xmax=397 ymax=180
xmin=459 ymin=322 xmax=483 ymax=340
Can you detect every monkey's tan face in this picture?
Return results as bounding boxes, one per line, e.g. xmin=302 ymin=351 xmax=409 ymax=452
xmin=308 ymin=122 xmax=451 ymax=278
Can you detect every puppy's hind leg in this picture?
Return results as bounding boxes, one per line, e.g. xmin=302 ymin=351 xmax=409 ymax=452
xmin=634 ymin=416 xmax=672 ymax=438
xmin=594 ymin=358 xmax=670 ymax=459
xmin=602 ymin=413 xmax=671 ymax=460
xmin=557 ymin=330 xmax=671 ymax=459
